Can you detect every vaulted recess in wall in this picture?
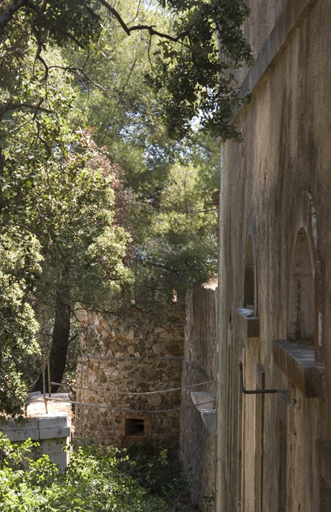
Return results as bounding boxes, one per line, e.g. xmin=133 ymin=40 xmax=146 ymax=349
xmin=244 ymin=234 xmax=255 ymax=310
xmin=234 ymin=211 xmax=259 ymax=338
xmin=288 ymin=227 xmax=314 ymax=345
xmin=273 ymin=192 xmax=325 ymax=398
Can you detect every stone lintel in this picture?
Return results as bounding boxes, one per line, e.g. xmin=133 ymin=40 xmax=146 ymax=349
xmin=234 ymin=308 xmax=259 ymax=338
xmin=38 ymin=414 xmax=68 ymax=429
xmin=273 ymin=339 xmax=325 ymax=398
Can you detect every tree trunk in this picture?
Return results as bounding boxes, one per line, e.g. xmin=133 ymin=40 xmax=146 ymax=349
xmin=33 ymin=291 xmax=71 ymax=393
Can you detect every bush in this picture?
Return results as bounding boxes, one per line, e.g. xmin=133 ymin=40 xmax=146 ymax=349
xmin=120 ymin=439 xmax=189 ymax=508
xmin=0 ymin=435 xmax=168 ymax=511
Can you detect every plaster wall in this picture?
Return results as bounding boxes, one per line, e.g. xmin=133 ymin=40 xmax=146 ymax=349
xmin=218 ymin=0 xmax=331 ymax=510
xmin=243 ymin=0 xmax=288 ymax=57
xmin=235 ymin=0 xmax=288 ymax=89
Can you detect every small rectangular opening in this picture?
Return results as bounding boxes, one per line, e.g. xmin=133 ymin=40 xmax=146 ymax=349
xmin=125 ymin=418 xmax=144 ymax=437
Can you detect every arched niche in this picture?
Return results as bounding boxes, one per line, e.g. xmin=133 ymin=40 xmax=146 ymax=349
xmin=288 ymin=192 xmax=322 ymax=362
xmin=242 ymin=211 xmax=258 ymax=318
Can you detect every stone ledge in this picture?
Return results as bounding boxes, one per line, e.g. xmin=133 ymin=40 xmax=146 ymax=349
xmin=234 ymin=308 xmax=259 ymax=338
xmin=190 ymin=392 xmax=216 ymax=435
xmin=273 ymin=339 xmax=325 ymax=398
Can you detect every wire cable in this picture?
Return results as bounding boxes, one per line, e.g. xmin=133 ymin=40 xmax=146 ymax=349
xmin=45 ymin=396 xmax=216 ymax=414
xmin=51 ymin=379 xmax=216 ymax=396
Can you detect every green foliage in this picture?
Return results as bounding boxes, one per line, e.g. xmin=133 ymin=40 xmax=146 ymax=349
xmin=63 ymin=2 xmax=219 ymax=322
xmin=64 ymin=0 xmax=174 ymax=196
xmin=122 ymin=439 xmax=187 ymax=503
xmin=146 ymin=0 xmax=252 ymax=138
xmin=0 ymin=436 xmax=169 ymax=511
xmin=3 ymin=127 xmax=132 ymax=300
xmin=0 ymin=228 xmax=42 ymax=418
xmin=128 ymin=161 xmax=217 ymax=319
xmin=0 ymin=39 xmax=133 ymax=393
xmin=1 ymin=0 xmax=251 ymax=139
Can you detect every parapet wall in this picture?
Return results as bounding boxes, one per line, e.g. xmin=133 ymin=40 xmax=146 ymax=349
xmin=75 ymin=310 xmax=184 ymax=456
xmin=1 ymin=393 xmax=71 ymax=469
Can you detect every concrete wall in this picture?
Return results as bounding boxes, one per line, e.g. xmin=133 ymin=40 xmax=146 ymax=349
xmin=217 ymin=0 xmax=331 ymax=511
xmin=1 ymin=393 xmax=71 ymax=469
xmin=180 ymin=282 xmax=217 ymax=509
xmin=75 ymin=310 xmax=184 ymax=457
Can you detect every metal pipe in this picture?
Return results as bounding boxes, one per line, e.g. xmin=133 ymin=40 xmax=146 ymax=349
xmin=215 ymin=141 xmax=223 ymax=512
xmin=42 ymin=356 xmax=48 ymax=414
xmin=239 ymin=363 xmax=290 ymax=395
xmin=48 ymin=353 xmax=51 ymax=398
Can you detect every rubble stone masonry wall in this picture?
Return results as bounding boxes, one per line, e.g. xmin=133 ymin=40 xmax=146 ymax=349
xmin=75 ymin=309 xmax=184 ymax=457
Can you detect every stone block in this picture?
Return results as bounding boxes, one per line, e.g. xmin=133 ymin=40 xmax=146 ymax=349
xmin=234 ymin=308 xmax=260 ymax=338
xmin=3 ymin=429 xmax=40 ymax=442
xmin=40 ymin=427 xmax=71 ymax=440
xmin=273 ymin=339 xmax=325 ymax=397
xmin=38 ymin=414 xmax=68 ymax=429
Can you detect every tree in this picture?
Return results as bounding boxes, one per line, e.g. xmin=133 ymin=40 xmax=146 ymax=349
xmin=0 ymin=0 xmax=251 ymax=139
xmin=63 ymin=0 xmax=220 ymax=321
xmin=2 ymin=121 xmax=132 ymax=392
xmin=0 ymin=228 xmax=41 ymax=417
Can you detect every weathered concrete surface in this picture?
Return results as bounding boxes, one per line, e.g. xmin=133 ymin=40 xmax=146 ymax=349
xmin=217 ymin=0 xmax=331 ymax=510
xmin=180 ymin=282 xmax=217 ymax=508
xmin=75 ymin=310 xmax=184 ymax=457
xmin=0 ymin=393 xmax=72 ymax=469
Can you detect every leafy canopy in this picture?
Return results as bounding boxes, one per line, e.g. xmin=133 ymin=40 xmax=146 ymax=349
xmin=0 ymin=0 xmax=251 ymax=139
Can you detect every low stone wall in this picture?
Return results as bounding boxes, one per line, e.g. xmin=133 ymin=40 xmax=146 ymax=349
xmin=1 ymin=393 xmax=72 ymax=469
xmin=75 ymin=310 xmax=184 ymax=457
xmin=180 ymin=282 xmax=217 ymax=509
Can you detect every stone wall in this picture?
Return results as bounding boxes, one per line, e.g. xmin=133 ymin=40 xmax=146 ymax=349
xmin=75 ymin=309 xmax=184 ymax=457
xmin=1 ymin=393 xmax=72 ymax=469
xmin=180 ymin=282 xmax=217 ymax=509
xmin=217 ymin=0 xmax=331 ymax=510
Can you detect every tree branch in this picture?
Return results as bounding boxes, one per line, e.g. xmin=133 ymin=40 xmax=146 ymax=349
xmin=97 ymin=0 xmax=219 ymax=43
xmin=60 ymin=332 xmax=78 ymax=349
xmin=0 ymin=100 xmax=53 ymax=120
xmin=31 ymin=0 xmax=49 ymax=81
xmin=97 ymin=0 xmax=130 ymax=35
xmin=0 ymin=0 xmax=28 ymax=31
xmin=48 ymin=65 xmax=106 ymax=91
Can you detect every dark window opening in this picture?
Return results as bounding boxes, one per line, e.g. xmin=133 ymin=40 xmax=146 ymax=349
xmin=125 ymin=418 xmax=145 ymax=437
